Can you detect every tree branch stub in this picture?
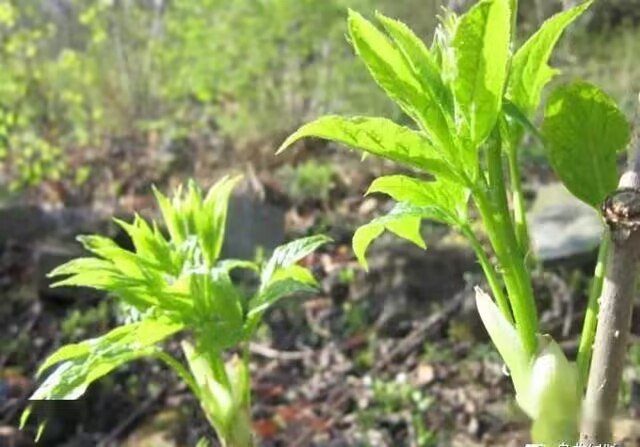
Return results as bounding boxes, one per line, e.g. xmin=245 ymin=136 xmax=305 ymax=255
xmin=580 ymin=158 xmax=640 ymax=443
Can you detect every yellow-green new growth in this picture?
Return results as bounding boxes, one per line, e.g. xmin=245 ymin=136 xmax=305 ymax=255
xmin=278 ymin=0 xmax=613 ymax=444
xmin=23 ymin=176 xmax=330 ymax=447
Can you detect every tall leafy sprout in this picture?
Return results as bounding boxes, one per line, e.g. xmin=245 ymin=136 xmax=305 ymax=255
xmin=23 ymin=177 xmax=329 ymax=447
xmin=279 ymin=1 xmax=631 ymax=443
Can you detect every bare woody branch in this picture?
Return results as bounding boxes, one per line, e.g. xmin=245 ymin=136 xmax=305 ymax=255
xmin=580 ymin=96 xmax=640 ymax=443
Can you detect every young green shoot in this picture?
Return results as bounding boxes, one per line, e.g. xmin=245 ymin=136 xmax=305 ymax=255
xmin=279 ymin=0 xmax=631 ymax=443
xmin=23 ymin=176 xmax=329 ymax=447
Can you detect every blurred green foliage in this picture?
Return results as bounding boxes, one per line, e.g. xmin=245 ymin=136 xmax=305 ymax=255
xmin=61 ymin=300 xmax=111 ymax=341
xmin=277 ymin=160 xmax=335 ymax=203
xmin=0 ymin=0 xmax=449 ymax=191
xmin=567 ymin=25 xmax=640 ymax=115
xmin=0 ymin=0 xmax=637 ymax=192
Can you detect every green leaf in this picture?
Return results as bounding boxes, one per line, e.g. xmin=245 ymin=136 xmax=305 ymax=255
xmin=366 ymin=175 xmax=469 ymax=224
xmin=75 ymin=235 xmax=153 ymax=281
xmin=352 ymin=198 xmax=469 ymax=270
xmin=347 ymin=9 xmax=420 ymax=110
xmin=216 ymin=259 xmax=259 ymax=275
xmin=31 ymin=317 xmax=183 ymax=400
xmin=270 ymin=264 xmax=317 ymax=287
xmin=48 ymin=256 xmax=171 ymax=311
xmin=249 ymin=278 xmax=317 ymax=318
xmin=114 ymin=216 xmax=176 ymax=275
xmin=346 ymin=10 xmax=455 ymax=155
xmin=153 ymin=185 xmax=185 ymax=244
xmin=244 ymin=275 xmax=318 ymax=336
xmin=200 ymin=175 xmax=243 ymax=266
xmin=452 ymin=0 xmax=511 ymax=145
xmin=243 ymin=236 xmax=329 ymax=333
xmin=375 ymin=12 xmax=453 ymax=115
xmin=152 ymin=176 xmax=242 ymax=267
xmin=508 ymin=1 xmax=593 ymax=117
xmin=261 ymin=235 xmax=330 ymax=287
xmin=352 ymin=224 xmax=387 ymax=271
xmin=48 ymin=257 xmax=119 ymax=281
xmin=50 ymin=257 xmax=142 ymax=294
xmin=542 ymin=81 xmax=630 ymax=207
xmin=352 ymin=173 xmax=471 ymax=269
xmin=19 ymin=406 xmax=32 ymax=429
xmin=353 ymin=205 xmax=424 ymax=270
xmin=278 ymin=115 xmax=461 ymax=182
xmin=187 ymin=267 xmax=244 ymax=349
xmin=36 ymin=343 xmax=92 ymax=377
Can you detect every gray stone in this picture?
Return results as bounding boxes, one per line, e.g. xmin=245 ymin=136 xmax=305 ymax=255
xmin=0 ymin=205 xmax=49 ymax=244
xmin=0 ymin=189 xmax=284 ymax=302
xmin=0 ymin=205 xmax=115 ymax=245
xmin=528 ymin=183 xmax=604 ymax=264
xmin=222 ymin=194 xmax=285 ymax=260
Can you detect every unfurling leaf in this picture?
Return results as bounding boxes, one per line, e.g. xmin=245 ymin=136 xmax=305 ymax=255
xmin=508 ymin=1 xmax=593 ymax=117
xmin=26 ymin=175 xmax=326 ymax=447
xmin=375 ymin=12 xmax=453 ymax=118
xmin=346 ymin=10 xmax=455 ymax=154
xmin=245 ymin=235 xmax=330 ymax=332
xmin=475 ymin=288 xmax=582 ymax=445
xmin=353 ymin=205 xmax=423 ymax=270
xmin=452 ymin=0 xmax=511 ymax=146
xmin=542 ymin=81 xmax=630 ymax=207
xmin=260 ymin=234 xmax=331 ymax=287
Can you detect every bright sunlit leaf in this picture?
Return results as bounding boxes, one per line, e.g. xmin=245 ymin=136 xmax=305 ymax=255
xmin=542 ymin=81 xmax=630 ymax=207
xmin=452 ymin=0 xmax=511 ymax=145
xmin=508 ymin=1 xmax=593 ymax=117
xmin=278 ymin=115 xmax=460 ymax=182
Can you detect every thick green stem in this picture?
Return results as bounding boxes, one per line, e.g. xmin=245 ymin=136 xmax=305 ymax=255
xmin=500 ymin=118 xmax=532 ymax=264
xmin=475 ymin=142 xmax=538 ymax=356
xmin=462 ymin=224 xmax=513 ymax=323
xmin=487 ymin=139 xmax=512 ymax=228
xmin=576 ymin=231 xmax=610 ymax=384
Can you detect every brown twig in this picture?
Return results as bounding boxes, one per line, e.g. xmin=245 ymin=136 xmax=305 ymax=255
xmin=580 ymin=97 xmax=640 ymax=443
xmin=249 ymin=343 xmax=313 ymax=361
